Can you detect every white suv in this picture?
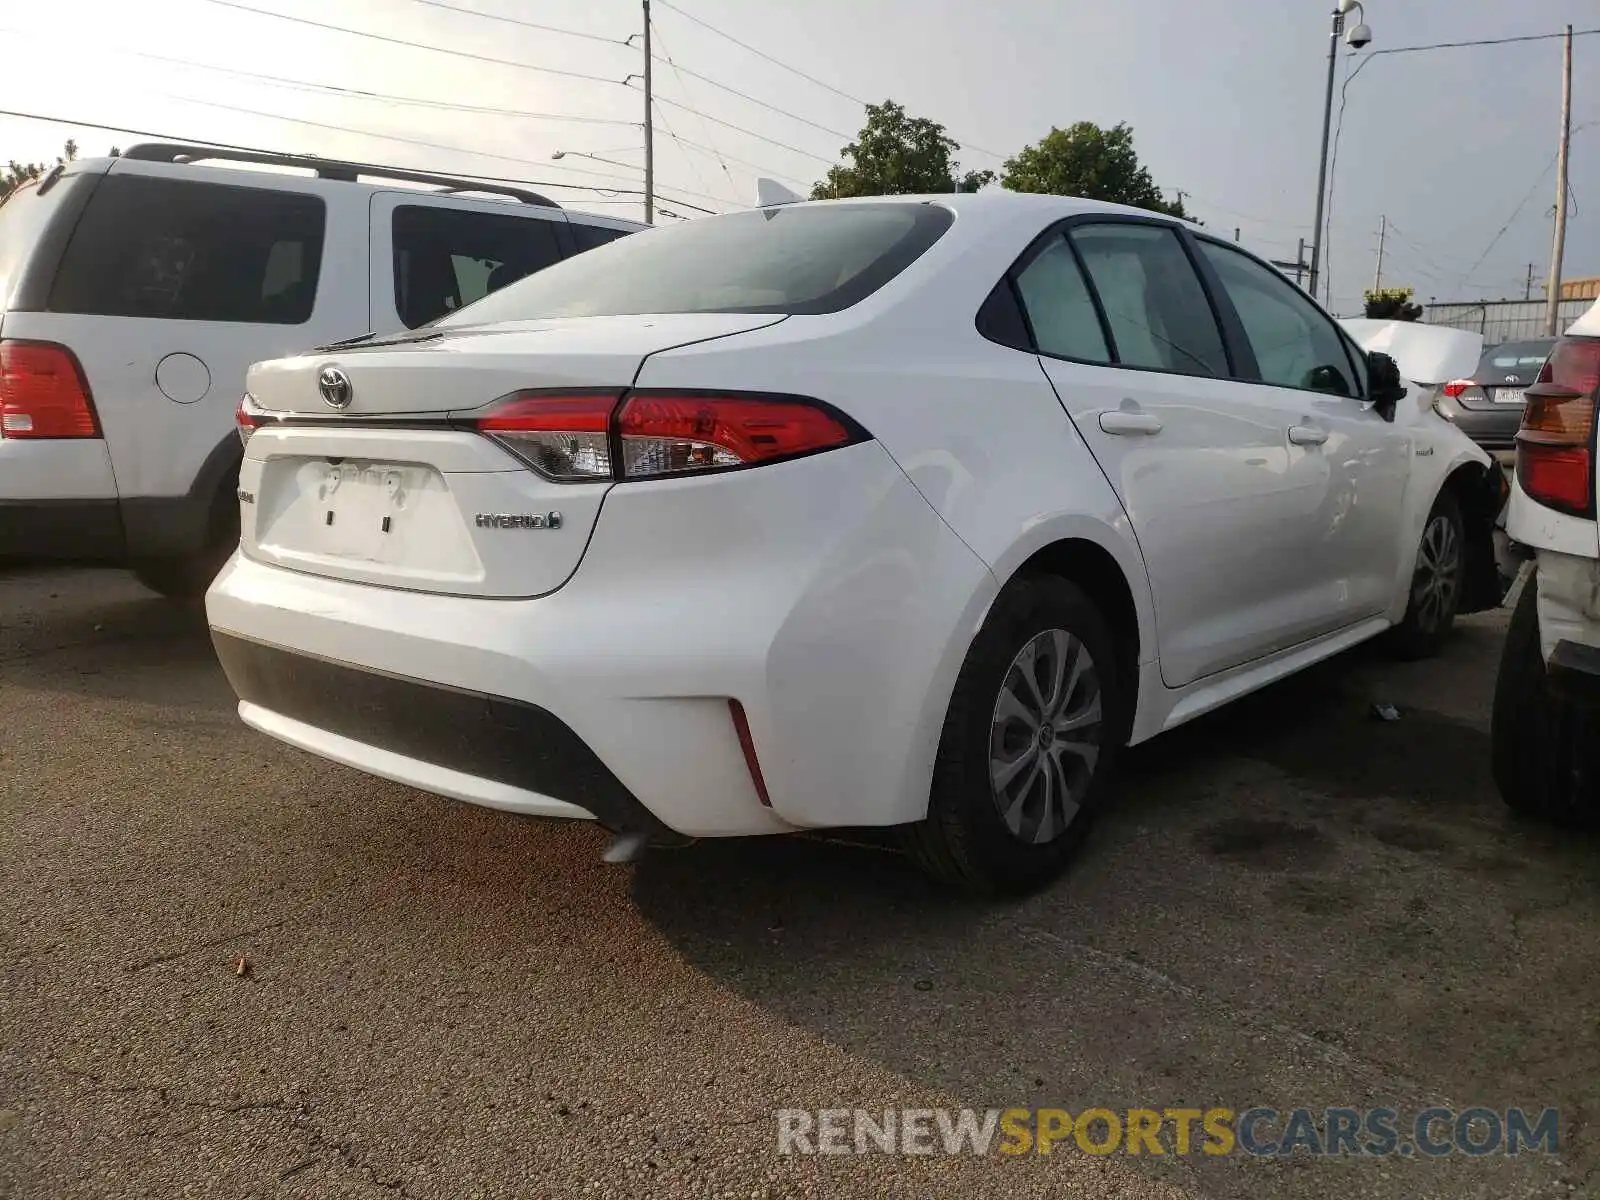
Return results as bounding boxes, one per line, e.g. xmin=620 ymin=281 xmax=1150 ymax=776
xmin=1493 ymin=299 xmax=1600 ymax=822
xmin=0 ymin=143 xmax=641 ymax=596
xmin=205 ymin=193 xmax=1509 ymax=892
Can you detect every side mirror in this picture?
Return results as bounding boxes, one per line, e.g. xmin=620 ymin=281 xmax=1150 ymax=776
xmin=1367 ymin=351 xmax=1407 ymax=422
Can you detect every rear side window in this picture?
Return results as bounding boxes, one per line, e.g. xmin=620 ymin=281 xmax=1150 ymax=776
xmin=1069 ymin=223 xmax=1228 ymax=377
xmin=570 ymin=222 xmax=633 ymax=253
xmin=436 ymin=202 xmax=953 ymax=326
xmin=49 ymin=174 xmax=326 ymax=324
xmin=392 ymin=206 xmax=564 ymax=328
xmin=1012 ymin=235 xmax=1110 ymax=362
xmin=0 ymin=173 xmax=90 ymax=311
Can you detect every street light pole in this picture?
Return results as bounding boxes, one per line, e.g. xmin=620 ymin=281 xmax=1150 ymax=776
xmin=1307 ymin=6 xmax=1345 ymax=302
xmin=1308 ymin=0 xmax=1372 ymax=304
xmin=642 ymin=0 xmax=654 ymax=226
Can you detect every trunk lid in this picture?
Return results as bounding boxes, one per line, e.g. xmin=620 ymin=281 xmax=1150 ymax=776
xmin=247 ymin=314 xmax=785 ymax=416
xmin=239 ymin=313 xmax=785 ymax=597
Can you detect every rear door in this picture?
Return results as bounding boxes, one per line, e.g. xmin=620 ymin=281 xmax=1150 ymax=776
xmin=8 ymin=166 xmax=364 ymax=501
xmin=369 ymin=192 xmax=570 ymax=332
xmin=1022 ymin=219 xmax=1334 ymax=687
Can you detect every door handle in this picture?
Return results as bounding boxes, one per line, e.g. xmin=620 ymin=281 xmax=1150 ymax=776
xmin=1288 ymin=424 xmax=1329 ymax=446
xmin=1099 ymin=411 xmax=1163 ymax=436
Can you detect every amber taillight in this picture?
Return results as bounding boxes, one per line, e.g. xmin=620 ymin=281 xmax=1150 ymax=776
xmin=1517 ymin=339 xmax=1600 ymax=516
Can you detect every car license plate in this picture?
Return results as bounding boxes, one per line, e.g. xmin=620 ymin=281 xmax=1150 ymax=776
xmin=319 ymin=462 xmax=414 ymax=559
xmin=1493 ymin=387 xmax=1525 ymax=405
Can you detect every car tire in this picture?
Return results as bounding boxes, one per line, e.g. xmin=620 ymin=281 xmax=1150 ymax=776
xmin=1491 ymin=575 xmax=1599 ymax=826
xmin=1387 ymin=489 xmax=1466 ymax=660
xmin=905 ymin=575 xmax=1129 ymax=896
xmin=131 ymin=489 xmax=240 ymax=601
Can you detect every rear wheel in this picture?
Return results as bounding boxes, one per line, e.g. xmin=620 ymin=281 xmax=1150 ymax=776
xmin=131 ymin=488 xmax=240 ymax=600
xmin=905 ymin=576 xmax=1128 ymax=895
xmin=1492 ymin=575 xmax=1600 ymax=826
xmin=1387 ymin=490 xmax=1465 ymax=660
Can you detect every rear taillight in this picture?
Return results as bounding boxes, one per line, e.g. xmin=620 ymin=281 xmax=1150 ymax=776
xmin=1442 ymin=380 xmax=1476 ymax=399
xmin=0 ymin=340 xmax=99 ymax=439
xmin=464 ymin=390 xmax=865 ymax=482
xmin=475 ymin=392 xmax=618 ymax=480
xmin=236 ymin=394 xmax=268 ymax=445
xmin=1517 ymin=339 xmax=1600 ymax=516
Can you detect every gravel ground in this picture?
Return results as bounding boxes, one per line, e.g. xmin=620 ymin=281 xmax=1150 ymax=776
xmin=2 ymin=564 xmax=1597 ymax=1199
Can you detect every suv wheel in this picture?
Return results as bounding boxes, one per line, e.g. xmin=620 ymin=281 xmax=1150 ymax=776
xmin=1492 ymin=575 xmax=1599 ymax=826
xmin=1387 ymin=489 xmax=1465 ymax=659
xmin=906 ymin=576 xmax=1128 ymax=895
xmin=131 ymin=489 xmax=240 ymax=600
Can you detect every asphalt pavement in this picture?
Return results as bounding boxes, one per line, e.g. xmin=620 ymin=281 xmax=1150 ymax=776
xmin=2 ymin=564 xmax=1597 ymax=1199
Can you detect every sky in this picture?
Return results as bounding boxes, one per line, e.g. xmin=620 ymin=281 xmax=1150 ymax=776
xmin=1 ymin=0 xmax=1595 ymax=316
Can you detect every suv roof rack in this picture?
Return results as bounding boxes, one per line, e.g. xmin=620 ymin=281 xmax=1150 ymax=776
xmin=118 ymin=143 xmax=562 ymax=208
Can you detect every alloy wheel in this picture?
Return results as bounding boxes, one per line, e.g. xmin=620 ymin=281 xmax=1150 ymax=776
xmin=1412 ymin=513 xmax=1462 ymax=633
xmin=988 ymin=628 xmax=1103 ymax=845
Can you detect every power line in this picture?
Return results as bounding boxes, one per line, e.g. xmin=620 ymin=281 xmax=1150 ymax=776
xmin=202 ymin=0 xmax=622 ymax=87
xmin=649 ymin=19 xmax=738 ymax=199
xmin=662 ymin=125 xmax=811 ymax=188
xmin=1366 ymin=28 xmax=1600 ymax=57
xmin=407 ymin=0 xmax=627 ymax=47
xmin=0 ymin=107 xmax=725 ymax=213
xmin=653 ymin=0 xmax=1006 ymax=161
xmin=636 ymin=89 xmax=834 ymax=165
xmin=644 ymin=51 xmax=854 ymax=142
xmin=0 ymin=27 xmax=641 ymax=128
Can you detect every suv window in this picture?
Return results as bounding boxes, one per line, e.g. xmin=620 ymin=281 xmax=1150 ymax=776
xmin=48 ymin=174 xmax=326 ymax=324
xmin=570 ymin=223 xmax=633 ymax=253
xmin=1012 ymin=235 xmax=1110 ymax=362
xmin=1069 ymin=223 xmax=1228 ymax=377
xmin=392 ymin=206 xmax=564 ymax=328
xmin=435 ymin=202 xmax=953 ymax=326
xmin=1197 ymin=239 xmax=1356 ymax=396
xmin=0 ymin=173 xmax=90 ymax=311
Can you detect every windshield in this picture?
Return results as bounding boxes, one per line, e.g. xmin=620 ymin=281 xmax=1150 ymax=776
xmin=1477 ymin=339 xmax=1554 ymax=376
xmin=435 ymin=202 xmax=953 ymax=326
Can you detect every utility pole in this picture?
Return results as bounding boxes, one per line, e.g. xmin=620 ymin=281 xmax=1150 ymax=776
xmin=1308 ymin=5 xmax=1346 ymax=303
xmin=1298 ymin=237 xmax=1308 ymax=288
xmin=1545 ymin=23 xmax=1572 ymax=335
xmin=1373 ymin=214 xmax=1387 ymax=290
xmin=1526 ymin=263 xmax=1536 ymax=301
xmin=1234 ymin=227 xmax=1241 ymax=243
xmin=642 ymin=0 xmax=654 ymax=225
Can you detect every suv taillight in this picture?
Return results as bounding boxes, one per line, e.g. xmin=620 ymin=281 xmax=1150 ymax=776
xmin=0 ymin=340 xmax=99 ymax=439
xmin=1517 ymin=339 xmax=1600 ymax=516
xmin=464 ymin=390 xmax=866 ymax=482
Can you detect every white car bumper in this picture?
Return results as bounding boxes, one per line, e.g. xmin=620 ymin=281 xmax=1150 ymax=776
xmin=206 ymin=441 xmax=998 ymax=839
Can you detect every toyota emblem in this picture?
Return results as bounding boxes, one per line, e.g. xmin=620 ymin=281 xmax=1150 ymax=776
xmin=1505 ymin=374 xmax=1522 ymax=385
xmin=318 ymin=366 xmax=353 ymax=410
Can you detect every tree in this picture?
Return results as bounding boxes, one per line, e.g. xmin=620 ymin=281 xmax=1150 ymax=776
xmin=1364 ymin=287 xmax=1423 ymax=322
xmin=1000 ymin=122 xmax=1189 ymax=219
xmin=2 ymin=139 xmax=117 ymax=202
xmin=812 ymin=101 xmax=994 ymax=199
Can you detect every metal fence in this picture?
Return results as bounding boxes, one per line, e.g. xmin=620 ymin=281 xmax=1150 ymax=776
xmin=1422 ymin=299 xmax=1593 ymax=343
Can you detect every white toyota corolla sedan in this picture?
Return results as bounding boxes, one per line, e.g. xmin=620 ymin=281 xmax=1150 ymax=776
xmin=207 ymin=192 xmax=1507 ymax=893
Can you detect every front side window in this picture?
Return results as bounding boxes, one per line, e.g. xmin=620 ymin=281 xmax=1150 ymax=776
xmin=1012 ymin=235 xmax=1110 ymax=363
xmin=435 ymin=202 xmax=954 ymax=326
xmin=48 ymin=174 xmax=325 ymax=324
xmin=392 ymin=206 xmax=565 ymax=329
xmin=1198 ymin=239 xmax=1356 ymax=396
xmin=1069 ymin=223 xmax=1228 ymax=377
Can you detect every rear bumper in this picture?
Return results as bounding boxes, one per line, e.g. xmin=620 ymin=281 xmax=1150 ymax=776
xmin=213 ymin=632 xmax=682 ymax=839
xmin=1450 ymin=407 xmax=1521 ymax=452
xmin=0 ymin=438 xmax=124 ymax=559
xmin=205 ymin=441 xmax=997 ymax=838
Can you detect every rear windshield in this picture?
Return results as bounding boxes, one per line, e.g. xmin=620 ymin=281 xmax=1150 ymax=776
xmin=436 ymin=202 xmax=954 ymax=325
xmin=1478 ymin=340 xmax=1554 ymax=375
xmin=0 ymin=173 xmax=84 ymax=310
xmin=49 ymin=174 xmax=327 ymax=324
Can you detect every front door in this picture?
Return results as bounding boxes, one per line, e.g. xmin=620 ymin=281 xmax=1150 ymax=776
xmin=1192 ymin=237 xmax=1412 ymax=630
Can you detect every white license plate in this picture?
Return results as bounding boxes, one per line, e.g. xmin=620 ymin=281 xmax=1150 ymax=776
xmin=317 ymin=462 xmax=418 ymax=559
xmin=1493 ymin=388 xmax=1526 ymax=405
